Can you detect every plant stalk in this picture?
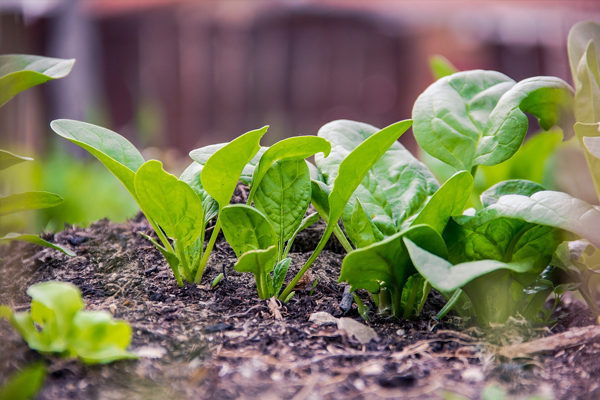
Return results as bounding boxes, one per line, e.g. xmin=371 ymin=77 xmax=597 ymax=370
xmin=195 ymin=218 xmax=222 ymax=283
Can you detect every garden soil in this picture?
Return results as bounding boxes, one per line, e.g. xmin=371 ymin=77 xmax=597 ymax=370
xmin=1 ymin=186 xmax=599 ymax=400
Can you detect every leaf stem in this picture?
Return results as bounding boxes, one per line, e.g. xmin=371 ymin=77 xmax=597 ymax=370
xmin=436 ymin=289 xmax=463 ymax=320
xmin=175 ymin=240 xmax=192 ymax=282
xmin=333 ymin=225 xmax=354 ymax=253
xmin=147 ymin=217 xmax=174 ymax=253
xmin=195 ymin=217 xmax=222 ymax=283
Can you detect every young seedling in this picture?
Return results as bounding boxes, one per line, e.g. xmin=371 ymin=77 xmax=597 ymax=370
xmin=0 ymin=281 xmax=137 ymax=364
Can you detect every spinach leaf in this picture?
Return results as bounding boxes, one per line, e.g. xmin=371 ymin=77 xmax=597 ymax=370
xmin=179 ymin=161 xmax=219 ymax=224
xmin=480 ymin=179 xmax=546 ymax=207
xmin=0 ymin=233 xmax=75 ymax=256
xmin=0 ymin=54 xmax=75 ymax=106
xmin=0 ymin=150 xmax=32 ymax=170
xmin=412 ymin=71 xmax=574 ymax=171
xmin=0 ymin=191 xmax=63 ymax=215
xmin=280 ymin=120 xmax=413 ymax=300
xmin=220 ymin=204 xmax=277 ymax=256
xmin=575 ymin=123 xmax=600 ymax=201
xmin=190 ymin=144 xmax=267 ymax=185
xmin=339 ymin=224 xmax=446 ymax=318
xmin=233 ymin=246 xmax=278 ymax=299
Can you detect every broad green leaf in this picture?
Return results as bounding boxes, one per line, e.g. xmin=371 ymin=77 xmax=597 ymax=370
xmin=180 ymin=162 xmax=219 ymax=224
xmin=272 ymin=258 xmax=292 ymax=295
xmin=474 ymin=76 xmax=574 ymax=165
xmin=134 ymin=160 xmax=203 ymax=246
xmin=69 ymin=311 xmax=137 ymax=365
xmin=344 ymin=198 xmax=385 ymax=248
xmin=339 ymin=225 xmax=446 ymax=317
xmin=487 ymin=190 xmax=600 ymax=249
xmin=254 ymin=159 xmax=311 ymax=245
xmin=248 ymin=136 xmax=331 ymax=202
xmin=429 ymin=55 xmax=458 ymax=80
xmin=0 ymin=233 xmax=75 ymax=256
xmin=310 ymin=180 xmax=331 ymax=218
xmin=0 ymin=191 xmax=63 ymax=215
xmin=412 ymin=70 xmax=515 ymax=171
xmin=410 ymin=171 xmax=473 ymax=234
xmin=576 ymin=123 xmax=600 ymax=200
xmin=51 ymin=120 xmax=145 ymax=198
xmin=0 ymin=363 xmax=46 ymax=400
xmin=574 ymin=41 xmax=600 ymax=123
xmin=200 ymin=127 xmax=268 ymax=208
xmin=0 ymin=55 xmax=75 ymax=106
xmin=568 ymin=21 xmax=600 ymax=89
xmin=0 ymin=149 xmax=32 ymax=170
xmin=316 ymin=120 xmax=438 ymax=233
xmin=404 ymin=238 xmax=534 ymax=293
xmin=584 ymin=135 xmax=600 ymax=159
xmin=234 ymin=245 xmax=278 ymax=299
xmin=480 ymin=179 xmax=546 ymax=208
xmin=189 ymin=144 xmax=267 ymax=185
xmin=220 ymin=204 xmax=277 ymax=256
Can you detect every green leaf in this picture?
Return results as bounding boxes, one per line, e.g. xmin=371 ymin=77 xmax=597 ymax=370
xmin=310 ymin=179 xmax=331 ymax=218
xmin=272 ymin=258 xmax=292 ymax=295
xmin=233 ymin=246 xmax=278 ymax=299
xmin=189 ymin=144 xmax=267 ymax=185
xmin=198 ymin=127 xmax=268 ymax=207
xmin=316 ymin=120 xmax=438 ymax=233
xmin=480 ymin=179 xmax=546 ymax=208
xmin=248 ymin=136 xmax=331 ymax=202
xmin=488 ymin=190 xmax=600 ymax=249
xmin=429 ymin=55 xmax=459 ymax=80
xmin=254 ymin=159 xmax=312 ymax=245
xmin=339 ymin=225 xmax=446 ymax=318
xmin=410 ymin=171 xmax=473 ymax=234
xmin=0 ymin=233 xmax=75 ymax=256
xmin=283 ymin=212 xmax=321 ymax=257
xmin=220 ymin=204 xmax=277 ymax=256
xmin=568 ymin=20 xmax=600 ymax=93
xmin=0 ymin=149 xmax=33 ymax=171
xmin=134 ymin=160 xmax=203 ymax=246
xmin=179 ymin=162 xmax=219 ymax=224
xmin=51 ymin=120 xmax=145 ymax=198
xmin=0 ymin=54 xmax=75 ymax=107
xmin=0 ymin=363 xmax=46 ymax=400
xmin=574 ymin=40 xmax=600 ymax=123
xmin=69 ymin=311 xmax=138 ymax=365
xmin=413 ymin=71 xmax=574 ymax=171
xmin=0 ymin=191 xmax=63 ymax=215
xmin=344 ymin=198 xmax=386 ymax=248
xmin=576 ymin=123 xmax=600 ymax=201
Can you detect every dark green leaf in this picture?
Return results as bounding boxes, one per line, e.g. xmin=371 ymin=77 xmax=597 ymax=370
xmin=272 ymin=258 xmax=292 ymax=295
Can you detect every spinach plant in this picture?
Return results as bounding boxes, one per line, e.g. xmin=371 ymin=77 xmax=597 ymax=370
xmin=0 ymin=281 xmax=137 ymax=364
xmin=219 ymin=136 xmax=330 ymax=299
xmin=51 ymin=119 xmax=268 ymax=286
xmin=0 ymin=55 xmax=76 ymax=255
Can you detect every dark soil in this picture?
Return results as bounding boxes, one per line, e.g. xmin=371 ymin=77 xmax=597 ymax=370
xmin=1 ymin=195 xmax=599 ymax=399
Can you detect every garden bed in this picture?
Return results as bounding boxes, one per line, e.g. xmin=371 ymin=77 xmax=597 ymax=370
xmin=1 ymin=196 xmax=599 ymax=400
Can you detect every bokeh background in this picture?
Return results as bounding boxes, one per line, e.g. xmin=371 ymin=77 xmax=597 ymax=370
xmin=1 ymin=0 xmax=599 ymax=233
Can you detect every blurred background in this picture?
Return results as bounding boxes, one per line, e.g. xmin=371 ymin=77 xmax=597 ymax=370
xmin=1 ymin=0 xmax=599 ymax=233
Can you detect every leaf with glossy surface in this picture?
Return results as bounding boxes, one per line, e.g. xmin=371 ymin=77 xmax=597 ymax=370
xmin=0 ymin=191 xmax=63 ymax=215
xmin=234 ymin=246 xmax=278 ymax=299
xmin=254 ymin=159 xmax=311 ymax=245
xmin=0 ymin=149 xmax=32 ymax=170
xmin=480 ymin=179 xmax=546 ymax=208
xmin=344 ymin=198 xmax=386 ymax=248
xmin=200 ymin=127 xmax=268 ymax=208
xmin=248 ymin=136 xmax=330 ymax=202
xmin=189 ymin=144 xmax=268 ymax=185
xmin=51 ymin=120 xmax=145 ymax=197
xmin=220 ymin=204 xmax=277 ymax=257
xmin=0 ymin=54 xmax=75 ymax=106
xmin=0 ymin=233 xmax=75 ymax=256
xmin=134 ymin=161 xmax=203 ymax=246
xmin=410 ymin=171 xmax=473 ymax=234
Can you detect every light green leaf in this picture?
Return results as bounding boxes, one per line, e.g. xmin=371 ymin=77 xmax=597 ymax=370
xmin=568 ymin=20 xmax=600 ymax=90
xmin=134 ymin=160 xmax=203 ymax=246
xmin=574 ymin=40 xmax=600 ymax=123
xmin=344 ymin=198 xmax=385 ymax=248
xmin=200 ymin=126 xmax=268 ymax=208
xmin=576 ymin=123 xmax=600 ymax=200
xmin=248 ymin=136 xmax=331 ymax=202
xmin=488 ymin=190 xmax=600 ymax=249
xmin=51 ymin=120 xmax=145 ymax=198
xmin=0 ymin=191 xmax=63 ymax=215
xmin=0 ymin=54 xmax=75 ymax=107
xmin=480 ymin=179 xmax=546 ymax=208
xmin=254 ymin=159 xmax=311 ymax=245
xmin=410 ymin=171 xmax=473 ymax=234
xmin=429 ymin=55 xmax=459 ymax=80
xmin=310 ymin=180 xmax=331 ymax=218
xmin=234 ymin=246 xmax=278 ymax=299
xmin=69 ymin=311 xmax=138 ymax=365
xmin=0 ymin=233 xmax=75 ymax=256
xmin=0 ymin=149 xmax=33 ymax=170
xmin=188 ymin=144 xmax=268 ymax=185
xmin=0 ymin=363 xmax=46 ymax=400
xmin=220 ymin=204 xmax=277 ymax=256
xmin=179 ymin=161 xmax=219 ymax=224
xmin=339 ymin=225 xmax=446 ymax=317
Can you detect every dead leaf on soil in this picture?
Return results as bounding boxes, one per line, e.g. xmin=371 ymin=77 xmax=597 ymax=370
xmin=309 ymin=311 xmax=378 ymax=344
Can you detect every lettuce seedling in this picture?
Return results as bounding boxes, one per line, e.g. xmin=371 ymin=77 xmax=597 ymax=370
xmin=219 ymin=136 xmax=330 ymax=299
xmin=0 ymin=281 xmax=137 ymax=364
xmin=0 ymin=55 xmax=76 ymax=256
